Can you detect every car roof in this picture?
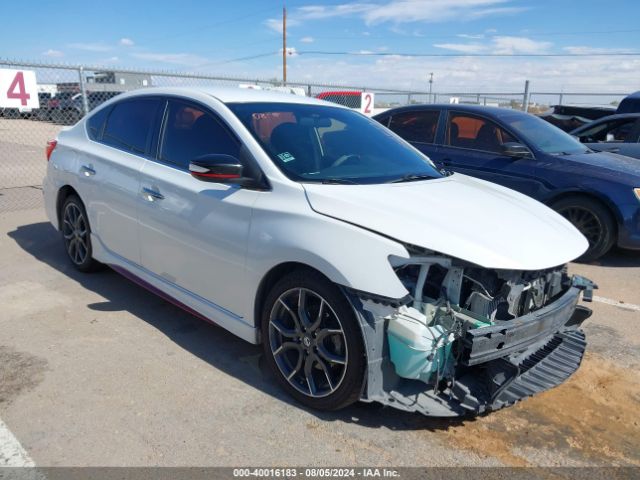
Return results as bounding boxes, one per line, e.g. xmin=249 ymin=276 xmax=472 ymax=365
xmin=106 ymin=86 xmax=338 ymax=107
xmin=373 ymin=103 xmax=525 ymax=118
xmin=570 ymin=112 xmax=640 ymax=132
xmin=584 ymin=112 xmax=640 ymax=122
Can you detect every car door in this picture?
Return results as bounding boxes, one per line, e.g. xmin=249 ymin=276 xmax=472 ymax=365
xmin=576 ymin=117 xmax=640 ymax=159
xmin=137 ymin=98 xmax=260 ymax=316
xmin=436 ymin=110 xmax=538 ymax=195
xmin=385 ymin=109 xmax=442 ymax=159
xmin=81 ymin=96 xmax=162 ymax=264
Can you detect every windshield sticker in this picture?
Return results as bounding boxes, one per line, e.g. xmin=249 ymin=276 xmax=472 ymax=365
xmin=277 ymin=152 xmax=295 ymax=163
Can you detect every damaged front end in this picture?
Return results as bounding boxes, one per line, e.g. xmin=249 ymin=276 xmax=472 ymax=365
xmin=348 ymin=249 xmax=596 ymax=417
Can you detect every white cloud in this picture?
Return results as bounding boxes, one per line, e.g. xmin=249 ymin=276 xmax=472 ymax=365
xmin=42 ymin=49 xmax=64 ymax=58
xmin=434 ymin=43 xmax=486 ymax=53
xmin=264 ymin=17 xmax=301 ymax=33
xmin=296 ymin=4 xmax=373 ymax=20
xmin=280 ymin=53 xmax=638 ymax=98
xmin=67 ymin=42 xmax=112 ymax=52
xmin=131 ymin=51 xmax=208 ymax=66
xmin=363 ymin=0 xmax=526 ymax=24
xmin=300 ymin=36 xmax=314 ymax=43
xmin=457 ymin=33 xmax=485 ymax=39
xmin=119 ymin=38 xmax=135 ymax=47
xmin=492 ymin=36 xmax=552 ymax=54
xmin=267 ymin=1 xmax=525 ymax=35
xmin=563 ymin=46 xmax=633 ymax=55
xmin=434 ymin=36 xmax=551 ymax=55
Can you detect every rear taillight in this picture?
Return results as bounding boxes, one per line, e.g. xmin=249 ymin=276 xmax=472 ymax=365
xmin=45 ymin=140 xmax=57 ymax=161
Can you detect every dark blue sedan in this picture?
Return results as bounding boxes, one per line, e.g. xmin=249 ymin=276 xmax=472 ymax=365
xmin=374 ymin=105 xmax=640 ymax=260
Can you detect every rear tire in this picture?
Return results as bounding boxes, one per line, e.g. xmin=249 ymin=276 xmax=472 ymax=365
xmin=261 ymin=270 xmax=365 ymax=411
xmin=60 ymin=195 xmax=101 ymax=272
xmin=551 ymin=196 xmax=616 ymax=261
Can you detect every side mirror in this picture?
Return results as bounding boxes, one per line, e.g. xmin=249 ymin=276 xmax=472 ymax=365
xmin=501 ymin=142 xmax=533 ymax=159
xmin=189 ymin=154 xmax=243 ymax=183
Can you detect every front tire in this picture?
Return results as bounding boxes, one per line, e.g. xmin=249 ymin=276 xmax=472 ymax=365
xmin=61 ymin=195 xmax=100 ymax=272
xmin=551 ymin=196 xmax=616 ymax=261
xmin=261 ymin=270 xmax=365 ymax=411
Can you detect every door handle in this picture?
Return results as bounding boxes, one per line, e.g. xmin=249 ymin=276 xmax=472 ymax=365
xmin=80 ymin=165 xmax=96 ymax=176
xmin=142 ymin=187 xmax=164 ymax=201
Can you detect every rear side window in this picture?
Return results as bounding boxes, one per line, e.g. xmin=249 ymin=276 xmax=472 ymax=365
xmin=577 ymin=118 xmax=637 ymax=142
xmin=160 ymin=100 xmax=240 ymax=169
xmin=87 ymin=106 xmax=110 ymax=141
xmin=102 ymin=98 xmax=161 ymax=155
xmin=388 ymin=111 xmax=440 ymax=144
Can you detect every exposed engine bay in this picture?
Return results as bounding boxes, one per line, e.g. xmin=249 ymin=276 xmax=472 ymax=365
xmin=348 ymin=249 xmax=596 ymax=416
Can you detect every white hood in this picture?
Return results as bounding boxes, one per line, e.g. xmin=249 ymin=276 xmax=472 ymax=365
xmin=303 ymin=174 xmax=588 ymax=270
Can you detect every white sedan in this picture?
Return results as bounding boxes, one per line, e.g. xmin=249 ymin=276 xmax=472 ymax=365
xmin=43 ymin=87 xmax=594 ymax=416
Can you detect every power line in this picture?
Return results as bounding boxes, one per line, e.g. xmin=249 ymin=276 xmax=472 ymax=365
xmin=309 ymin=28 xmax=640 ymax=41
xmin=297 ymin=50 xmax=640 ymax=58
xmin=195 ymin=51 xmax=279 ymax=68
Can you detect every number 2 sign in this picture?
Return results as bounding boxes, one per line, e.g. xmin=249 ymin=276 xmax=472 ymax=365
xmin=0 ymin=69 xmax=39 ymax=110
xmin=360 ymin=92 xmax=375 ymax=116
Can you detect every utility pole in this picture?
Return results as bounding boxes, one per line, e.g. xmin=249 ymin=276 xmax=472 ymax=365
xmin=523 ymin=79 xmax=530 ymax=112
xmin=428 ymin=72 xmax=434 ymax=103
xmin=282 ymin=5 xmax=287 ymax=84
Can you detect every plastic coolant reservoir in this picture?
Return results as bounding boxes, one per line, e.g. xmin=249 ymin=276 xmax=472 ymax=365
xmin=387 ymin=306 xmax=453 ymax=384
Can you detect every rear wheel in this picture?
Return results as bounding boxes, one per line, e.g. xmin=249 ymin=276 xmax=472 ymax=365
xmin=551 ymin=196 xmax=616 ymax=261
xmin=261 ymin=270 xmax=365 ymax=411
xmin=61 ymin=195 xmax=101 ymax=272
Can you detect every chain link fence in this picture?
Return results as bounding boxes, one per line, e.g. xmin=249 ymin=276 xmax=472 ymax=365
xmin=0 ymin=59 xmax=630 ymax=213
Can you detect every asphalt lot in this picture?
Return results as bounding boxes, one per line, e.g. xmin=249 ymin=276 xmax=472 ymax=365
xmin=0 ymin=205 xmax=638 ymax=468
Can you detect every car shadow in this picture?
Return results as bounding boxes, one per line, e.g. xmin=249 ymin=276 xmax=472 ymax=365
xmin=581 ymin=247 xmax=640 ymax=268
xmin=7 ymin=222 xmax=465 ymax=432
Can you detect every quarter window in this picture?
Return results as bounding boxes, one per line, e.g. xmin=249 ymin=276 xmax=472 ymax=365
xmin=447 ymin=113 xmax=516 ymax=153
xmin=160 ymin=101 xmax=240 ymax=169
xmin=102 ymin=98 xmax=161 ymax=154
xmin=87 ymin=106 xmax=110 ymax=141
xmin=388 ymin=111 xmax=440 ymax=144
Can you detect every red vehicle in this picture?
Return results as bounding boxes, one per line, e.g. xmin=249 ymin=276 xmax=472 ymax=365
xmin=316 ymin=91 xmax=362 ymax=109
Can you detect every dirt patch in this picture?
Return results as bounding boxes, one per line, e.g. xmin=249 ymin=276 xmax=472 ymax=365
xmin=0 ymin=345 xmax=47 ymax=407
xmin=440 ymin=353 xmax=640 ymax=466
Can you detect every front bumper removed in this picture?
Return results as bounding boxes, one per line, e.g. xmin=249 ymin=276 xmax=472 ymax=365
xmin=350 ymin=275 xmax=595 ymax=417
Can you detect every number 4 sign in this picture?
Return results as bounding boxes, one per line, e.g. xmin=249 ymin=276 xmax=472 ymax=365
xmin=360 ymin=92 xmax=375 ymax=116
xmin=0 ymin=69 xmax=40 ymax=110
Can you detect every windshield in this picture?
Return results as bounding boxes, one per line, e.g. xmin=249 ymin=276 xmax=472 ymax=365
xmin=228 ymin=102 xmax=443 ymax=184
xmin=502 ymin=113 xmax=589 ymax=155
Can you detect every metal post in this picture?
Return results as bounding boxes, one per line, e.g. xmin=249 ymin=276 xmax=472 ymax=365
xmin=476 ymin=93 xmax=480 ymax=105
xmin=428 ymin=72 xmax=433 ymax=103
xmin=282 ymin=6 xmax=287 ymax=85
xmin=78 ymin=66 xmax=89 ymax=115
xmin=307 ymin=84 xmax=312 ymax=97
xmin=522 ymin=80 xmax=530 ymax=112
xmin=559 ymin=92 xmax=564 ymax=106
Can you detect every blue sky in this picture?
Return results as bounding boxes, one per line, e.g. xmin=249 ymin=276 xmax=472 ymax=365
xmin=3 ymin=0 xmax=640 ymax=93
